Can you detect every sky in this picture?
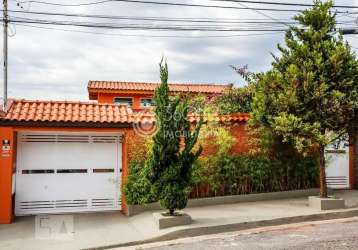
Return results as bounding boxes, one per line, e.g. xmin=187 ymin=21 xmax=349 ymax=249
xmin=1 ymin=0 xmax=358 ymax=101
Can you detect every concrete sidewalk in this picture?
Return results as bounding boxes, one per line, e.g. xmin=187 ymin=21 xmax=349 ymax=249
xmin=1 ymin=190 xmax=358 ymax=250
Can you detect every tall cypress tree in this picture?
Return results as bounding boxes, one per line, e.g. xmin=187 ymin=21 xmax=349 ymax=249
xmin=148 ymin=60 xmax=203 ymax=215
xmin=251 ymin=0 xmax=358 ymax=198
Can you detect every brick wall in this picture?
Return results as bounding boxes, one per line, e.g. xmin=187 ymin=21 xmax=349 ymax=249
xmin=126 ymin=122 xmax=250 ymax=163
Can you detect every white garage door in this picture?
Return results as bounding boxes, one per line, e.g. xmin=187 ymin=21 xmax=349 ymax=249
xmin=15 ymin=132 xmax=122 ymax=215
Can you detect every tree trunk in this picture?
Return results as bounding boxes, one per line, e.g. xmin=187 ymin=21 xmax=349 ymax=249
xmin=318 ymin=145 xmax=328 ymax=198
xmin=169 ymin=209 xmax=174 ymax=216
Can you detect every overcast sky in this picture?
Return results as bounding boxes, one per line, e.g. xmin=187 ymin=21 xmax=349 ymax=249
xmin=1 ymin=0 xmax=357 ymax=101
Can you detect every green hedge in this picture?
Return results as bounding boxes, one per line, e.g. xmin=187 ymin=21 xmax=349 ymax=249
xmin=125 ymin=154 xmax=319 ymax=205
xmin=202 ymin=154 xmax=319 ymax=196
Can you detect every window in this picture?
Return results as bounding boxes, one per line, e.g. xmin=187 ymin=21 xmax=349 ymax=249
xmin=113 ymin=97 xmax=133 ymax=106
xmin=140 ymin=98 xmax=153 ymax=108
xmin=57 ymin=169 xmax=88 ymax=174
xmin=22 ymin=169 xmax=55 ymax=174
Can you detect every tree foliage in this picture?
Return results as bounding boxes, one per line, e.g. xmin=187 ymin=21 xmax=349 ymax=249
xmin=251 ymin=0 xmax=358 ymax=197
xmin=147 ymin=60 xmax=203 ymax=215
xmin=211 ymin=86 xmax=253 ymax=114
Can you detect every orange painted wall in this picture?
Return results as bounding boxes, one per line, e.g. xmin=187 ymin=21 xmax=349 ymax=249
xmin=127 ymin=123 xmax=250 ymax=162
xmin=198 ymin=123 xmax=250 ymax=157
xmin=229 ymin=124 xmax=251 ymax=154
xmin=98 ymin=92 xmax=153 ymax=110
xmin=0 ymin=127 xmax=15 ymax=224
xmin=0 ymin=126 xmax=132 ymax=224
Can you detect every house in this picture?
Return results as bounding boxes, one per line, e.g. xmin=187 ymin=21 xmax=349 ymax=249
xmin=0 ymin=81 xmax=249 ymax=224
xmin=87 ymin=81 xmax=229 ymax=108
xmin=0 ymin=81 xmax=355 ymax=225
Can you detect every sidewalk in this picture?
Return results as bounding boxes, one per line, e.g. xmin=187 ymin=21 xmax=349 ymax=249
xmin=1 ymin=190 xmax=358 ymax=250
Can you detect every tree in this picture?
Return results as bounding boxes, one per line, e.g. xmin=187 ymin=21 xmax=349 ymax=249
xmin=210 ymin=65 xmax=256 ymax=115
xmin=147 ymin=60 xmax=203 ymax=215
xmin=251 ymin=0 xmax=358 ymax=198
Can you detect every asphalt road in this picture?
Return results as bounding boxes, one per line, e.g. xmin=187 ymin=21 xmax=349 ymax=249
xmin=145 ymin=219 xmax=358 ymax=250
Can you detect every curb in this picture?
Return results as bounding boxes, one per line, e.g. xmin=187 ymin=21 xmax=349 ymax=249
xmin=85 ymin=208 xmax=358 ymax=250
xmin=126 ymin=188 xmax=325 ymax=216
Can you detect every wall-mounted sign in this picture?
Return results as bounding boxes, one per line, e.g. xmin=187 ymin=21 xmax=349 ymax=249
xmin=2 ymin=139 xmax=11 ymax=157
xmin=2 ymin=139 xmax=10 ymax=151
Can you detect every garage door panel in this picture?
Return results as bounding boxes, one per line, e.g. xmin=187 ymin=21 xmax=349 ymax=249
xmin=15 ymin=132 xmax=122 ymax=215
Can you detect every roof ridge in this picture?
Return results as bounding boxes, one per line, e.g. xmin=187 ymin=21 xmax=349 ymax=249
xmin=10 ymin=98 xmax=131 ymax=107
xmin=88 ymin=80 xmax=230 ymax=87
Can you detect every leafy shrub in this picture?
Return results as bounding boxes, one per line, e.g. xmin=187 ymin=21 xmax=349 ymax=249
xmin=124 ymin=161 xmax=155 ymax=205
xmin=210 ymin=86 xmax=253 ymax=114
xmin=191 ymin=153 xmax=318 ymax=197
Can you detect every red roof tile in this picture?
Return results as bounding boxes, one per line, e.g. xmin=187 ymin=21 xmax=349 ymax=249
xmin=88 ymin=81 xmax=229 ymax=94
xmin=133 ymin=109 xmax=250 ymax=124
xmin=1 ymin=99 xmax=134 ymax=124
xmin=0 ymin=99 xmax=249 ymax=125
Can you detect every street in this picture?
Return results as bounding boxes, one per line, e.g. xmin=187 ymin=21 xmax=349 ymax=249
xmin=141 ymin=218 xmax=358 ymax=250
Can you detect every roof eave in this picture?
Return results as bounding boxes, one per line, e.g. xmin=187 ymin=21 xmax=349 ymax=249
xmin=0 ymin=120 xmax=133 ymax=128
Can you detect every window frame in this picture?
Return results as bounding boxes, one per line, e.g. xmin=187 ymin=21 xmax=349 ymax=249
xmin=113 ymin=97 xmax=134 ymax=107
xmin=140 ymin=98 xmax=153 ymax=108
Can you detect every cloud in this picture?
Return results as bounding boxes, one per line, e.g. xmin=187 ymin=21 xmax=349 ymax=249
xmin=0 ymin=0 xmax=356 ymax=101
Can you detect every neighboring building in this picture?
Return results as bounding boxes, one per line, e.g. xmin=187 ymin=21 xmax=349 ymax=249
xmin=0 ymin=80 xmax=355 ymax=225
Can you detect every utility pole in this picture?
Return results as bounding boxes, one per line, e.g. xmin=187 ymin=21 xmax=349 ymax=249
xmin=2 ymin=0 xmax=7 ymax=111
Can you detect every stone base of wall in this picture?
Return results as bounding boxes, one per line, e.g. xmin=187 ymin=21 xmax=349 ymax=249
xmin=126 ymin=188 xmax=328 ymax=216
xmin=308 ymin=196 xmax=345 ymax=210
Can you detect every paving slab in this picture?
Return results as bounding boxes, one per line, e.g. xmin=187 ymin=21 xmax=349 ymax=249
xmin=0 ymin=190 xmax=357 ymax=250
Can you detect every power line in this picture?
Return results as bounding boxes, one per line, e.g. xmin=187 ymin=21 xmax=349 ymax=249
xmin=17 ymin=0 xmax=358 ymax=9
xmin=3 ymin=9 xmax=356 ymax=26
xmin=234 ymin=0 xmax=290 ymax=28
xmin=15 ymin=0 xmax=306 ymax=12
xmin=14 ymin=0 xmax=358 ymax=13
xmin=9 ymin=15 xmax=293 ymax=27
xmin=18 ymin=0 xmax=113 ymax=7
xmin=209 ymin=0 xmax=358 ymax=9
xmin=8 ymin=18 xmax=289 ymax=31
xmin=14 ymin=23 xmax=285 ymax=38
xmin=3 ymin=9 xmax=300 ymax=24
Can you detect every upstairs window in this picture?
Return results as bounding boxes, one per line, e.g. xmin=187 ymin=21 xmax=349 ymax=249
xmin=140 ymin=98 xmax=153 ymax=108
xmin=114 ymin=97 xmax=133 ymax=106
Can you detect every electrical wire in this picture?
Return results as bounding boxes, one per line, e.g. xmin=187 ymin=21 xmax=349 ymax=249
xmin=209 ymin=0 xmax=358 ymax=9
xmin=8 ymin=19 xmax=290 ymax=31
xmin=14 ymin=0 xmax=358 ymax=14
xmin=9 ymin=15 xmax=295 ymax=28
xmin=3 ymin=9 xmax=355 ymax=26
xmin=13 ymin=22 xmax=285 ymax=38
xmin=16 ymin=0 xmax=358 ymax=9
xmin=15 ymin=0 xmax=306 ymax=12
xmin=3 ymin=9 xmax=300 ymax=24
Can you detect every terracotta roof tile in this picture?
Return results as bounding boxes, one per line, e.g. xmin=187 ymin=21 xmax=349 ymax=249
xmin=88 ymin=81 xmax=229 ymax=94
xmin=134 ymin=109 xmax=250 ymax=124
xmin=1 ymin=99 xmax=134 ymax=124
xmin=0 ymin=99 xmax=249 ymax=125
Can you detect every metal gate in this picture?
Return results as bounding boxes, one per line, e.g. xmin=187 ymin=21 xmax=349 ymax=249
xmin=15 ymin=132 xmax=122 ymax=215
xmin=325 ymin=138 xmax=350 ymax=189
